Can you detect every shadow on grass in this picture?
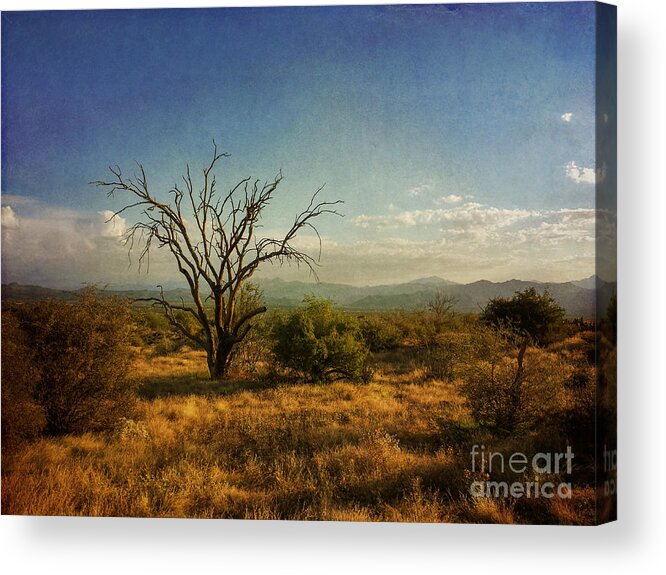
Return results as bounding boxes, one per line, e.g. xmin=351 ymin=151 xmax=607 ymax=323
xmin=370 ymin=347 xmax=423 ymax=376
xmin=137 ymin=373 xmax=281 ymax=400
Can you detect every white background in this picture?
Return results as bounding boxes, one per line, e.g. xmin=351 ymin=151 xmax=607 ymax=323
xmin=1 ymin=0 xmax=664 ymax=573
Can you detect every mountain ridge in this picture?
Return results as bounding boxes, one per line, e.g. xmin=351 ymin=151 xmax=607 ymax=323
xmin=2 ymin=276 xmax=615 ymax=318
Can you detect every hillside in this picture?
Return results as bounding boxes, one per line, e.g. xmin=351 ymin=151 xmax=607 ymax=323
xmin=2 ymin=275 xmax=615 ymax=317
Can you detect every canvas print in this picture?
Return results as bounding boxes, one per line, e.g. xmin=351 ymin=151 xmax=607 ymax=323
xmin=1 ymin=3 xmax=616 ymax=524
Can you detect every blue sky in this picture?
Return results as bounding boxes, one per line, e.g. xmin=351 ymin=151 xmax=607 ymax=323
xmin=1 ymin=3 xmax=611 ymax=288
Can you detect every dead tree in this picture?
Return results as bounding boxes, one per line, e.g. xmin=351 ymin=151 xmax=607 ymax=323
xmin=92 ymin=141 xmax=342 ymax=379
xmin=427 ymin=290 xmax=457 ymax=318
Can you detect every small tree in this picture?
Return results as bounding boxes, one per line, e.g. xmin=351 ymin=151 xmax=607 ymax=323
xmin=92 ymin=142 xmax=342 ymax=380
xmin=272 ymin=297 xmax=368 ymax=382
xmin=407 ymin=292 xmax=459 ymax=380
xmin=427 ymin=290 xmax=457 ymax=320
xmin=359 ymin=314 xmax=403 ymax=352
xmin=480 ymin=287 xmax=565 ymax=345
xmin=1 ymin=313 xmax=46 ymax=449
xmin=13 ymin=288 xmax=135 ymax=434
xmin=460 ymin=326 xmax=569 ymax=434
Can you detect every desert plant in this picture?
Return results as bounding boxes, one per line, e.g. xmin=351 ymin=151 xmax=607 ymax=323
xmin=1 ymin=313 xmax=47 ymax=449
xmin=481 ymin=287 xmax=565 ymax=345
xmin=227 ymin=283 xmax=272 ymax=375
xmin=427 ymin=290 xmax=457 ymax=326
xmin=13 ymin=287 xmax=136 ymax=434
xmin=414 ymin=340 xmax=461 ymax=381
xmin=151 ymin=335 xmax=190 ymax=357
xmin=272 ymin=297 xmax=369 ymax=382
xmin=359 ymin=314 xmax=403 ymax=352
xmin=459 ymin=327 xmax=570 ymax=434
xmin=130 ymin=308 xmax=173 ymax=346
xmin=409 ymin=307 xmax=467 ymax=381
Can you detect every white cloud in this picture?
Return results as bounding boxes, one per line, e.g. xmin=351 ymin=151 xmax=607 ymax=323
xmin=1 ymin=206 xmax=20 ymax=229
xmin=516 ymin=209 xmax=596 ymax=245
xmin=407 ymin=182 xmax=433 ymax=197
xmin=561 ymin=112 xmax=573 ymax=122
xmin=1 ymin=200 xmax=170 ymax=288
xmin=565 ymin=161 xmax=607 ymax=185
xmin=289 ymin=234 xmax=338 ymax=253
xmin=2 ymin=195 xmax=601 ymax=289
xmin=342 ymin=201 xmax=600 ymax=283
xmin=266 ymin=218 xmax=596 ymax=285
xmin=437 ymin=194 xmax=463 ymax=204
xmin=354 ymin=202 xmax=537 ymax=233
xmin=98 ymin=210 xmax=127 ymax=238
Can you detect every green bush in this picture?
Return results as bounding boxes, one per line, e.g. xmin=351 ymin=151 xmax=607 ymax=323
xmin=480 ymin=287 xmax=565 ymax=345
xmin=359 ymin=314 xmax=403 ymax=352
xmin=459 ymin=327 xmax=570 ymax=434
xmin=131 ymin=306 xmax=198 ymax=357
xmin=413 ymin=340 xmax=461 ymax=381
xmin=227 ymin=283 xmax=272 ymax=375
xmin=1 ymin=314 xmax=47 ymax=450
xmin=272 ymin=297 xmax=369 ymax=382
xmin=13 ymin=288 xmax=136 ymax=434
xmin=130 ymin=308 xmax=172 ymax=347
xmin=407 ymin=308 xmax=470 ymax=381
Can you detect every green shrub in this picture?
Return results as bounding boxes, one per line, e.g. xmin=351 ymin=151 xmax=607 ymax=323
xmin=131 ymin=306 xmax=198 ymax=357
xmin=272 ymin=297 xmax=369 ymax=382
xmin=151 ymin=336 xmax=189 ymax=357
xmin=481 ymin=287 xmax=565 ymax=345
xmin=408 ymin=309 xmax=468 ymax=381
xmin=130 ymin=308 xmax=172 ymax=346
xmin=13 ymin=288 xmax=136 ymax=434
xmin=227 ymin=283 xmax=272 ymax=375
xmin=413 ymin=340 xmax=460 ymax=381
xmin=359 ymin=314 xmax=403 ymax=352
xmin=1 ymin=313 xmax=47 ymax=450
xmin=459 ymin=327 xmax=570 ymax=434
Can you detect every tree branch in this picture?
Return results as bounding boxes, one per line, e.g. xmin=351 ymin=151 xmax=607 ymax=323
xmin=93 ymin=142 xmax=342 ymax=379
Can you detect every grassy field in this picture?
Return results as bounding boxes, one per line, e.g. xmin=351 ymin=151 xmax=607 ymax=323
xmin=1 ymin=342 xmax=596 ymax=524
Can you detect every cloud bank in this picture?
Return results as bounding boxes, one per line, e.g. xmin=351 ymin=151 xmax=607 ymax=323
xmin=2 ymin=193 xmax=608 ymax=287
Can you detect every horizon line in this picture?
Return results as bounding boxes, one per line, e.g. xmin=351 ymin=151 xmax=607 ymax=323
xmin=1 ymin=273 xmax=614 ymax=293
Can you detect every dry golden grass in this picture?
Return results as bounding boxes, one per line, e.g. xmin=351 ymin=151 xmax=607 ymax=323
xmin=2 ymin=347 xmax=594 ymax=523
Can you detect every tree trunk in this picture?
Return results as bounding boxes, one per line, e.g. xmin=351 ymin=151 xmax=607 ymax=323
xmin=505 ymin=337 xmax=529 ymax=433
xmin=208 ymin=339 xmax=235 ymax=380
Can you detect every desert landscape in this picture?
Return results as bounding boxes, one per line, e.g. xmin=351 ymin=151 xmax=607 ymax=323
xmin=1 ymin=4 xmax=616 ymax=524
xmin=1 ymin=280 xmax=616 ymax=523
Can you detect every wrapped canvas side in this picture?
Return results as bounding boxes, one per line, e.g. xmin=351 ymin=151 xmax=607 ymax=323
xmin=595 ymin=1 xmax=617 ymax=525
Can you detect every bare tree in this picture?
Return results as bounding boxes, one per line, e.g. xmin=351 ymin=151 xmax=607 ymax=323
xmin=427 ymin=290 xmax=457 ymax=319
xmin=92 ymin=142 xmax=342 ymax=379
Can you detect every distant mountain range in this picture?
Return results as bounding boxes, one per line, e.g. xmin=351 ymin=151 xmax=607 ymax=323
xmin=2 ymin=275 xmax=615 ymax=318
